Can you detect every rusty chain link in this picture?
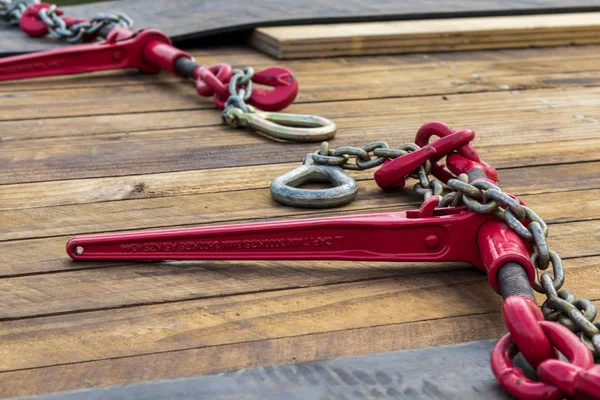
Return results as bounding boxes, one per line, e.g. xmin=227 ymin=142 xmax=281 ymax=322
xmin=445 ymin=175 xmax=600 ymax=359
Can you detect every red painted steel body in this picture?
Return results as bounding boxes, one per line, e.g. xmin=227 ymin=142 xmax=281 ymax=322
xmin=67 ymin=207 xmax=489 ymax=264
xmin=538 ymin=360 xmax=600 ymax=399
xmin=373 ymin=121 xmax=499 ymax=189
xmin=66 ymin=205 xmax=538 ymax=296
xmin=0 ymin=27 xmax=180 ymax=79
xmin=492 ymin=296 xmax=597 ymax=400
xmin=20 ymin=3 xmax=86 ymax=37
xmin=0 ymin=5 xmax=299 ymax=111
xmin=374 ymin=128 xmax=476 ymax=189
xmin=4 ymin=7 xmax=594 ymax=390
xmin=477 ymin=220 xmax=535 ymax=292
xmin=62 ymin=121 xmax=599 ymax=399
xmin=501 ymin=296 xmax=557 ymax=368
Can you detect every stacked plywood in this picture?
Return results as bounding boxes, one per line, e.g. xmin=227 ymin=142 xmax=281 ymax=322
xmin=250 ymin=12 xmax=600 ymax=58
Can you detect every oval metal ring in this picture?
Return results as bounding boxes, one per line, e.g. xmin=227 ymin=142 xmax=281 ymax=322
xmin=270 ymin=154 xmax=358 ymax=208
xmin=225 ymin=107 xmax=337 ymax=142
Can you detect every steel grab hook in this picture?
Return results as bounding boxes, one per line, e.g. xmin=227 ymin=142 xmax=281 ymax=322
xmin=270 ymin=154 xmax=358 ymax=208
xmin=213 ymin=66 xmax=299 ymax=111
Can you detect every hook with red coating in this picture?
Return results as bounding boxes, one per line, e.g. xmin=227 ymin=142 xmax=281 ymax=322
xmin=195 ymin=65 xmax=336 ymax=142
xmin=0 ymin=0 xmax=335 ymax=142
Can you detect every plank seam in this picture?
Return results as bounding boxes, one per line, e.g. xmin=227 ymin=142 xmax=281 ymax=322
xmin=2 ymin=142 xmax=598 ymax=187
xmin=3 ymin=82 xmax=600 ymax=123
xmin=0 ymin=309 xmax=499 ymax=375
xmin=1 ymin=196 xmax=598 ymax=244
xmin=0 ymin=243 xmax=594 ymax=281
xmin=0 ymin=268 xmax=487 ymax=322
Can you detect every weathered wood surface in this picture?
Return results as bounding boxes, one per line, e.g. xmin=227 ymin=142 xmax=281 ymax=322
xmin=3 ymin=0 xmax=600 ymax=54
xmin=250 ymin=12 xmax=600 ymax=59
xmin=0 ymin=42 xmax=598 ymax=398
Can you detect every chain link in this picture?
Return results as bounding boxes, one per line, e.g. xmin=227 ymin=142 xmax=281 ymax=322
xmin=222 ymin=67 xmax=255 ymax=127
xmin=39 ymin=5 xmax=132 ymax=43
xmin=0 ymin=0 xmax=132 ymax=43
xmin=312 ymin=140 xmax=442 ymax=202
xmin=310 ymin=138 xmax=599 ymax=360
xmin=0 ymin=0 xmax=35 ymax=24
xmin=445 ymin=175 xmax=599 ymax=359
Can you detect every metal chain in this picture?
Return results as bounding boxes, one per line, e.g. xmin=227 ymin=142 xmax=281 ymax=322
xmin=445 ymin=175 xmax=600 ymax=359
xmin=312 ymin=140 xmax=441 ymax=202
xmin=311 ymin=139 xmax=599 ymax=360
xmin=222 ymin=67 xmax=255 ymax=127
xmin=0 ymin=0 xmax=35 ymax=24
xmin=0 ymin=0 xmax=132 ymax=43
xmin=39 ymin=5 xmax=132 ymax=43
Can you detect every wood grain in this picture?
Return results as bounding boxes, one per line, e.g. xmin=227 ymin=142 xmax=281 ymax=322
xmin=3 ymin=64 xmax=600 ymax=141
xmin=1 ymin=174 xmax=598 ymax=242
xmin=2 ymin=86 xmax=600 ymax=184
xmin=250 ymin=13 xmax=600 ymax=59
xmin=0 ymin=255 xmax=596 ymax=380
xmin=0 ymin=42 xmax=599 ymax=399
xmin=3 ymin=46 xmax=600 ymax=122
xmin=1 ymin=44 xmax=599 ymax=94
xmin=0 ymin=189 xmax=597 ymax=321
xmin=0 ymin=162 xmax=597 ymax=277
xmin=2 ymin=157 xmax=598 ymax=212
xmin=0 ymin=253 xmax=597 ymax=368
xmin=0 ymin=312 xmax=513 ymax=398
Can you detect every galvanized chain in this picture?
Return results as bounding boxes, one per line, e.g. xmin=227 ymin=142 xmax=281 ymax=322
xmin=38 ymin=5 xmax=132 ymax=43
xmin=222 ymin=67 xmax=255 ymax=127
xmin=0 ymin=0 xmax=132 ymax=43
xmin=312 ymin=140 xmax=442 ymax=202
xmin=0 ymin=0 xmax=35 ymax=24
xmin=310 ymin=138 xmax=598 ymax=359
xmin=444 ymin=175 xmax=600 ymax=359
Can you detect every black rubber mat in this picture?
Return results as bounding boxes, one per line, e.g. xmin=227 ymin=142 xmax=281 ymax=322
xmin=2 ymin=0 xmax=600 ymax=55
xmin=16 ymin=339 xmax=515 ymax=400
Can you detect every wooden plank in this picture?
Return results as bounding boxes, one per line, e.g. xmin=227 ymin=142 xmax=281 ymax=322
xmin=0 ymin=160 xmax=598 ymax=277
xmin=0 ymin=40 xmax=598 ymax=400
xmin=0 ymin=313 xmax=509 ymax=398
xmin=0 ymin=208 xmax=596 ymax=279
xmin=5 ymin=72 xmax=600 ymax=142
xmin=0 ymin=254 xmax=596 ymax=374
xmin=0 ymin=169 xmax=598 ymax=242
xmin=1 ymin=44 xmax=599 ymax=95
xmin=0 ymin=189 xmax=596 ymax=321
xmin=5 ymin=0 xmax=600 ymax=54
xmin=255 ymin=36 xmax=600 ymax=59
xmin=263 ymin=38 xmax=600 ymax=59
xmin=0 ymin=340 xmax=514 ymax=400
xmin=0 ymin=48 xmax=272 ymax=93
xmin=4 ymin=47 xmax=600 ymax=122
xmin=2 ymin=157 xmax=598 ymax=212
xmin=3 ymin=297 xmax=600 ymax=399
xmin=250 ymin=13 xmax=600 ymax=59
xmin=2 ymin=129 xmax=598 ymax=186
xmin=2 ymin=86 xmax=600 ymax=184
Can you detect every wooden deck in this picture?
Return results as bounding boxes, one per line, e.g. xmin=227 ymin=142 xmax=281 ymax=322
xmin=0 ymin=43 xmax=598 ymax=398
